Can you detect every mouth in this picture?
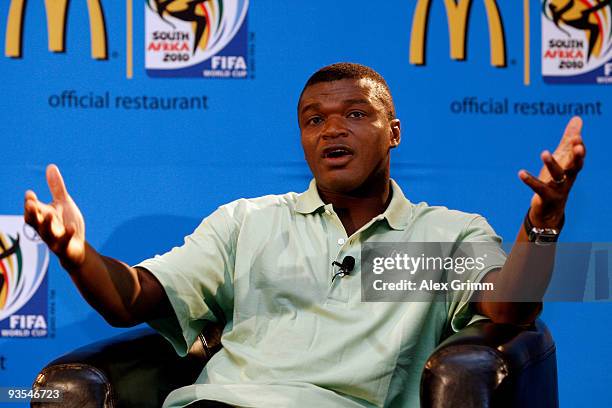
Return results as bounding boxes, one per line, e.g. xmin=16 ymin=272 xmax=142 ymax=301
xmin=321 ymin=145 xmax=354 ymax=159
xmin=320 ymin=145 xmax=354 ymax=167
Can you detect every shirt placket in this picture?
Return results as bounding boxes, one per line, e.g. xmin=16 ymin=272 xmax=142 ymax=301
xmin=324 ymin=207 xmax=385 ymax=304
xmin=322 ymin=204 xmax=351 ymax=303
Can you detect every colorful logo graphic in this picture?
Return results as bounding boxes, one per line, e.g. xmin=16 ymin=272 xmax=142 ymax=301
xmin=145 ymin=0 xmax=249 ymax=78
xmin=4 ymin=0 xmax=107 ymax=59
xmin=542 ymin=0 xmax=612 ymax=83
xmin=409 ymin=0 xmax=506 ymax=67
xmin=0 ymin=216 xmax=49 ymax=338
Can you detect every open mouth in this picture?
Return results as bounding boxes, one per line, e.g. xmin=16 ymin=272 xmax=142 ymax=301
xmin=321 ymin=145 xmax=354 ymax=159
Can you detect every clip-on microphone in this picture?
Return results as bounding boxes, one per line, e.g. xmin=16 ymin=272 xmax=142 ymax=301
xmin=331 ymin=256 xmax=356 ymax=282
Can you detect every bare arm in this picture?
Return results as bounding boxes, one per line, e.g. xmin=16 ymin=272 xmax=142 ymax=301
xmin=475 ymin=117 xmax=586 ymax=324
xmin=24 ymin=165 xmax=172 ymax=327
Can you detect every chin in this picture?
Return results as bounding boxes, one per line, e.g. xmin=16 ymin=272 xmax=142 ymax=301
xmin=317 ymin=173 xmax=363 ymax=193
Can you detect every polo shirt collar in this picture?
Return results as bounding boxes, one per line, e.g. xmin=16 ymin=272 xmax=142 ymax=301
xmin=384 ymin=179 xmax=413 ymax=230
xmin=295 ymin=179 xmax=326 ymax=214
xmin=295 ymin=178 xmax=413 ymax=231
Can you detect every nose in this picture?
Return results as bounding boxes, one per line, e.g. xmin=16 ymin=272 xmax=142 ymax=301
xmin=321 ymin=115 xmax=348 ymax=139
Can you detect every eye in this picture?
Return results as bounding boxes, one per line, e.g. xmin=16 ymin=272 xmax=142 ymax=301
xmin=307 ymin=116 xmax=323 ymax=126
xmin=347 ymin=111 xmax=366 ymax=119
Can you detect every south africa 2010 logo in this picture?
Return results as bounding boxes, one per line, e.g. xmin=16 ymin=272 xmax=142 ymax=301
xmin=145 ymin=0 xmax=249 ymax=78
xmin=0 ymin=216 xmax=49 ymax=338
xmin=542 ymin=0 xmax=612 ymax=84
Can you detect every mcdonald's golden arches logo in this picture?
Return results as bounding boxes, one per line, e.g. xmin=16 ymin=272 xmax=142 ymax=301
xmin=4 ymin=0 xmax=108 ymax=59
xmin=410 ymin=0 xmax=506 ymax=67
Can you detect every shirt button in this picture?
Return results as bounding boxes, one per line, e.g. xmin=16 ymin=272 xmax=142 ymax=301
xmin=337 ymin=238 xmax=346 ymax=245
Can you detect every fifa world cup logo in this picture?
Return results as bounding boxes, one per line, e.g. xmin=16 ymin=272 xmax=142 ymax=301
xmin=543 ymin=0 xmax=612 ymax=60
xmin=147 ymin=0 xmax=222 ymax=54
xmin=0 ymin=234 xmax=19 ymax=312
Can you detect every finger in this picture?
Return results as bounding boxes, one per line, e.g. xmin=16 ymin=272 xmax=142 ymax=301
xmin=573 ymin=143 xmax=585 ymax=158
xmin=46 ymin=164 xmax=69 ymax=201
xmin=25 ymin=190 xmax=38 ymax=202
xmin=571 ymin=135 xmax=586 ymax=155
xmin=559 ymin=136 xmax=586 ymax=177
xmin=24 ymin=199 xmax=42 ymax=228
xmin=28 ymin=199 xmax=56 ymax=223
xmin=39 ymin=211 xmax=66 ymax=246
xmin=541 ymin=150 xmax=565 ymax=182
xmin=25 ymin=190 xmax=59 ymax=219
xmin=519 ymin=170 xmax=557 ymax=200
xmin=570 ymin=132 xmax=584 ymax=146
xmin=38 ymin=212 xmax=56 ymax=245
xmin=561 ymin=116 xmax=583 ymax=142
xmin=571 ymin=144 xmax=585 ymax=173
xmin=24 ymin=195 xmax=56 ymax=228
xmin=55 ymin=223 xmax=76 ymax=254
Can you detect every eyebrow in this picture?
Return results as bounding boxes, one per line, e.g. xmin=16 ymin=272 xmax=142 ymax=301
xmin=299 ymin=102 xmax=321 ymax=116
xmin=343 ymin=98 xmax=370 ymax=106
xmin=299 ymin=98 xmax=371 ymax=116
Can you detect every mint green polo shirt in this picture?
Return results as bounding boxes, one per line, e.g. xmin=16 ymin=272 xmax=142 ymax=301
xmin=139 ymin=179 xmax=506 ymax=408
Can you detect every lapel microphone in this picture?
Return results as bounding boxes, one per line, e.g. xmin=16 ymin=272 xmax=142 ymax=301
xmin=331 ymin=256 xmax=356 ymax=282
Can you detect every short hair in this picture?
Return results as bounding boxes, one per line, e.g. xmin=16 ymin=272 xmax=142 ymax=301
xmin=298 ymin=62 xmax=396 ymax=121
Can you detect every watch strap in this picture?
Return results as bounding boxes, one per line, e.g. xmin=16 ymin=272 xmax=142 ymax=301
xmin=524 ymin=208 xmax=565 ymax=232
xmin=524 ymin=208 xmax=563 ymax=244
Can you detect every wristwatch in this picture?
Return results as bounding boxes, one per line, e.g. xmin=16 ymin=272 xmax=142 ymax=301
xmin=524 ymin=209 xmax=562 ymax=245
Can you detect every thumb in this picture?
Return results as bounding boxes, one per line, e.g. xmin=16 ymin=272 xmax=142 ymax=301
xmin=46 ymin=164 xmax=69 ymax=201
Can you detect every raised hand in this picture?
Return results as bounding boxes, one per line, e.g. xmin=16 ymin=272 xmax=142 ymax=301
xmin=519 ymin=116 xmax=586 ymax=227
xmin=24 ymin=164 xmax=86 ymax=269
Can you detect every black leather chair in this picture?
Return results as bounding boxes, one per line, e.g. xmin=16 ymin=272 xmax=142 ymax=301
xmin=31 ymin=320 xmax=558 ymax=408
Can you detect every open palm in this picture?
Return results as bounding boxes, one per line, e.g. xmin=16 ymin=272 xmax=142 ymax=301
xmin=519 ymin=116 xmax=586 ymax=226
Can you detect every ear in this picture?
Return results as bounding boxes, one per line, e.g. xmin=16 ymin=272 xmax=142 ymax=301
xmin=389 ymin=119 xmax=401 ymax=149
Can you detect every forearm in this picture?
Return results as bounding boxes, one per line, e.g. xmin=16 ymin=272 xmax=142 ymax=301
xmin=477 ymin=210 xmax=564 ymax=324
xmin=62 ymin=243 xmax=145 ymax=327
xmin=477 ymin=228 xmax=551 ymax=323
xmin=481 ymin=117 xmax=586 ymax=322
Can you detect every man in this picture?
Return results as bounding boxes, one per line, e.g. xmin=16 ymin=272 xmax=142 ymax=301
xmin=24 ymin=63 xmax=585 ymax=407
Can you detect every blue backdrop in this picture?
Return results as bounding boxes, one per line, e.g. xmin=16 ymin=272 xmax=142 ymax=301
xmin=1 ymin=1 xmax=610 ymax=406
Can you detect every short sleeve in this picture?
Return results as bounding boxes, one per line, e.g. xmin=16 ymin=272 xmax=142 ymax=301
xmin=136 ymin=205 xmax=237 ymax=356
xmin=447 ymin=216 xmax=506 ymax=332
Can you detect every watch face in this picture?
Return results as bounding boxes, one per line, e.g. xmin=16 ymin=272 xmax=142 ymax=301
xmin=530 ymin=227 xmax=560 ymax=245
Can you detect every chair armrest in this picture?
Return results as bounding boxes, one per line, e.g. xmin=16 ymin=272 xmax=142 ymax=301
xmin=32 ymin=324 xmax=223 ymax=408
xmin=420 ymin=319 xmax=558 ymax=408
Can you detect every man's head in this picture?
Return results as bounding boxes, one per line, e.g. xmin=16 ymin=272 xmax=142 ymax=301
xmin=298 ymin=63 xmax=396 ymax=121
xmin=298 ymin=63 xmax=401 ymax=194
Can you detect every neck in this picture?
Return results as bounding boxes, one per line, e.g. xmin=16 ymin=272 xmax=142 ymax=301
xmin=317 ymin=176 xmax=392 ymax=236
xmin=317 ymin=183 xmax=391 ymax=211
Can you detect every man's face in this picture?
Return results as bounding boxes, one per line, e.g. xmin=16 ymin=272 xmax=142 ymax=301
xmin=298 ymin=78 xmax=400 ymax=194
